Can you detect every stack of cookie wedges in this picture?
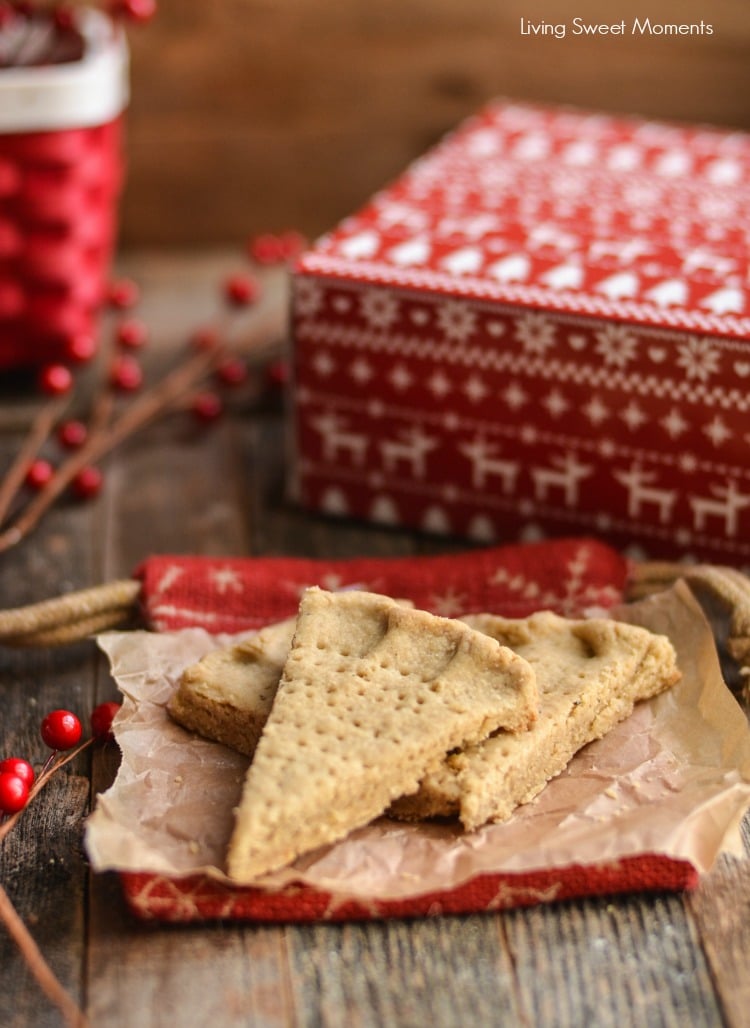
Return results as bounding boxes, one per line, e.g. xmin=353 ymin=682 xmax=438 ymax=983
xmin=167 ymin=587 xmax=680 ymax=883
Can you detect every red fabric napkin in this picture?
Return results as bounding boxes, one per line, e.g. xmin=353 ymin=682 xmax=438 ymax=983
xmin=119 ymin=537 xmax=698 ymax=922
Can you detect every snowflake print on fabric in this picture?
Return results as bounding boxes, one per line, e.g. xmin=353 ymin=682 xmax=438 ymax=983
xmin=515 ymin=313 xmax=556 ymax=355
xmin=543 ymin=388 xmax=569 ymax=418
xmin=312 ymin=351 xmax=336 ymax=377
xmin=389 ymin=364 xmax=414 ymax=391
xmin=429 ymin=586 xmax=469 ymax=617
xmin=428 ymin=370 xmax=452 ymax=398
xmin=594 ymin=324 xmax=638 ymax=368
xmin=704 ymin=415 xmax=733 ymax=447
xmin=620 ymin=400 xmax=648 ymax=432
xmin=463 ymin=375 xmax=489 ymax=403
xmin=360 ymin=288 xmax=400 ymax=331
xmin=210 ymin=567 xmax=245 ymax=595
xmin=661 ymin=408 xmax=689 ymax=439
xmin=436 ymin=299 xmax=478 ymax=342
xmin=503 ymin=382 xmax=529 ymax=411
xmin=350 ymin=357 xmax=374 ymax=385
xmin=676 ymin=337 xmax=721 ymax=381
xmin=294 ymin=278 xmax=325 ymax=319
xmin=583 ymin=395 xmax=609 ymax=426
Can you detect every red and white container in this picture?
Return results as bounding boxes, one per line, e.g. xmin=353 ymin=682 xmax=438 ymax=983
xmin=0 ymin=11 xmax=128 ymax=370
xmin=290 ymin=100 xmax=750 ymax=566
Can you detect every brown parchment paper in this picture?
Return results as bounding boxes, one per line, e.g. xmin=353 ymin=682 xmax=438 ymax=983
xmin=85 ymin=582 xmax=750 ymax=900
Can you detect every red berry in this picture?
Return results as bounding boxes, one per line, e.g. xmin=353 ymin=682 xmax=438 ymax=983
xmin=191 ymin=391 xmax=223 ymax=424
xmin=224 ymin=273 xmax=260 ymax=307
xmin=57 ymin=419 xmax=88 ymax=449
xmin=90 ymin=701 xmax=121 ymax=742
xmin=116 ymin=318 xmax=148 ymax=349
xmin=65 ymin=332 xmax=97 ymax=365
xmin=248 ymin=230 xmax=307 ymax=265
xmin=110 ymin=0 xmax=157 ymax=23
xmin=110 ymin=355 xmax=143 ymax=392
xmin=216 ymin=358 xmax=248 ymax=388
xmin=38 ymin=363 xmax=73 ymax=396
xmin=278 ymin=230 xmax=307 ymax=262
xmin=0 ymin=772 xmax=29 ymax=815
xmin=72 ymin=466 xmax=103 ymax=500
xmin=40 ymin=709 xmax=82 ymax=751
xmin=247 ymin=233 xmax=285 ymax=265
xmin=107 ymin=278 xmax=139 ymax=310
xmin=25 ymin=459 xmax=54 ymax=490
xmin=0 ymin=757 xmax=34 ymax=788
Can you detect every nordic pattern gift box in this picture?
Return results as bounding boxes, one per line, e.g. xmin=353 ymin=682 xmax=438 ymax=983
xmin=289 ymin=100 xmax=750 ymax=566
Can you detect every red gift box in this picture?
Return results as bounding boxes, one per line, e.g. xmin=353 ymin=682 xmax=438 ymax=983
xmin=289 ymin=100 xmax=750 ymax=566
xmin=0 ymin=11 xmax=128 ymax=370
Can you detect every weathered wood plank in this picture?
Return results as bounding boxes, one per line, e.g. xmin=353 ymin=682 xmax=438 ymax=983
xmin=503 ymin=893 xmax=722 ymax=1027
xmin=687 ymin=853 xmax=750 ymax=1028
xmin=288 ymin=916 xmax=523 ymax=1027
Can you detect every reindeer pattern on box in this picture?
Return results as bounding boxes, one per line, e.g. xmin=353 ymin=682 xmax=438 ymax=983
xmin=291 ymin=100 xmax=750 ymax=565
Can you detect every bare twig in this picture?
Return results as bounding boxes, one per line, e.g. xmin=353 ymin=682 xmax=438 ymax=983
xmin=0 ymin=885 xmax=88 ymax=1027
xmin=0 ymin=738 xmax=95 ymax=1027
xmin=0 ymin=345 xmax=225 ymax=555
xmin=0 ymin=396 xmax=67 ymax=527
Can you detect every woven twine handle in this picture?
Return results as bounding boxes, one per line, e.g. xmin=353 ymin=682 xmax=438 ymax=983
xmin=0 ymin=580 xmax=142 ymax=647
xmin=628 ymin=561 xmax=750 ymax=690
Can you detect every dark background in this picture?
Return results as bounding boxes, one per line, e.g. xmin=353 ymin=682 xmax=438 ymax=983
xmin=119 ymin=0 xmax=750 ymax=247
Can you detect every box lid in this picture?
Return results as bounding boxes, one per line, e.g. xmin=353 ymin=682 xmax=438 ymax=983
xmin=300 ymin=100 xmax=750 ymax=340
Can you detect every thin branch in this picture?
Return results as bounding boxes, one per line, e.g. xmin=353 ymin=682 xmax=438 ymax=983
xmin=0 ymin=885 xmax=88 ymax=1027
xmin=0 ymin=396 xmax=67 ymax=527
xmin=0 ymin=345 xmax=224 ymax=555
xmin=0 ymin=738 xmax=94 ymax=1027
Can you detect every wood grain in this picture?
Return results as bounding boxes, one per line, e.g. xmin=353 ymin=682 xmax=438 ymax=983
xmin=120 ymin=0 xmax=750 ymax=246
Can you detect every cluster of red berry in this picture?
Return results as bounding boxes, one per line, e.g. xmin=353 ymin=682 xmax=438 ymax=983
xmin=0 ymin=701 xmax=119 ymax=817
xmin=0 ymin=230 xmax=302 ymax=555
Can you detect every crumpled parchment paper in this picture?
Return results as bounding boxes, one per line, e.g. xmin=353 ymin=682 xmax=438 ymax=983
xmin=85 ymin=581 xmax=750 ymax=900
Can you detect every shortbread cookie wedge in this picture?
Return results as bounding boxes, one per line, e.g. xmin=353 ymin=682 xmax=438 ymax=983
xmin=226 ymin=587 xmax=537 ymax=882
xmin=390 ymin=611 xmax=680 ymax=831
xmin=168 ymin=600 xmax=415 ymax=756
xmin=168 ymin=617 xmax=296 ymax=756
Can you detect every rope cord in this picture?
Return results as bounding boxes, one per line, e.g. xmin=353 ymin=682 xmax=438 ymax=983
xmin=0 ymin=579 xmax=142 ymax=647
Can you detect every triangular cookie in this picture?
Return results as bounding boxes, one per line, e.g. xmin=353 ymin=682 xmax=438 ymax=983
xmin=168 ymin=617 xmax=296 ymax=756
xmin=389 ymin=611 xmax=680 ymax=830
xmin=226 ymin=587 xmax=537 ymax=881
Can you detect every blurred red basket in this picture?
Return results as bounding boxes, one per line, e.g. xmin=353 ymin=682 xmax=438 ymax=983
xmin=0 ymin=10 xmax=128 ymax=371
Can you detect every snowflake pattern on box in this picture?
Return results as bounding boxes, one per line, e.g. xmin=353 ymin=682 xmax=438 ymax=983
xmin=291 ymin=100 xmax=750 ymax=565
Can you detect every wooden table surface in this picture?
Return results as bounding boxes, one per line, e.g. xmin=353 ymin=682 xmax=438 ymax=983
xmin=1 ymin=251 xmax=749 ymax=1028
